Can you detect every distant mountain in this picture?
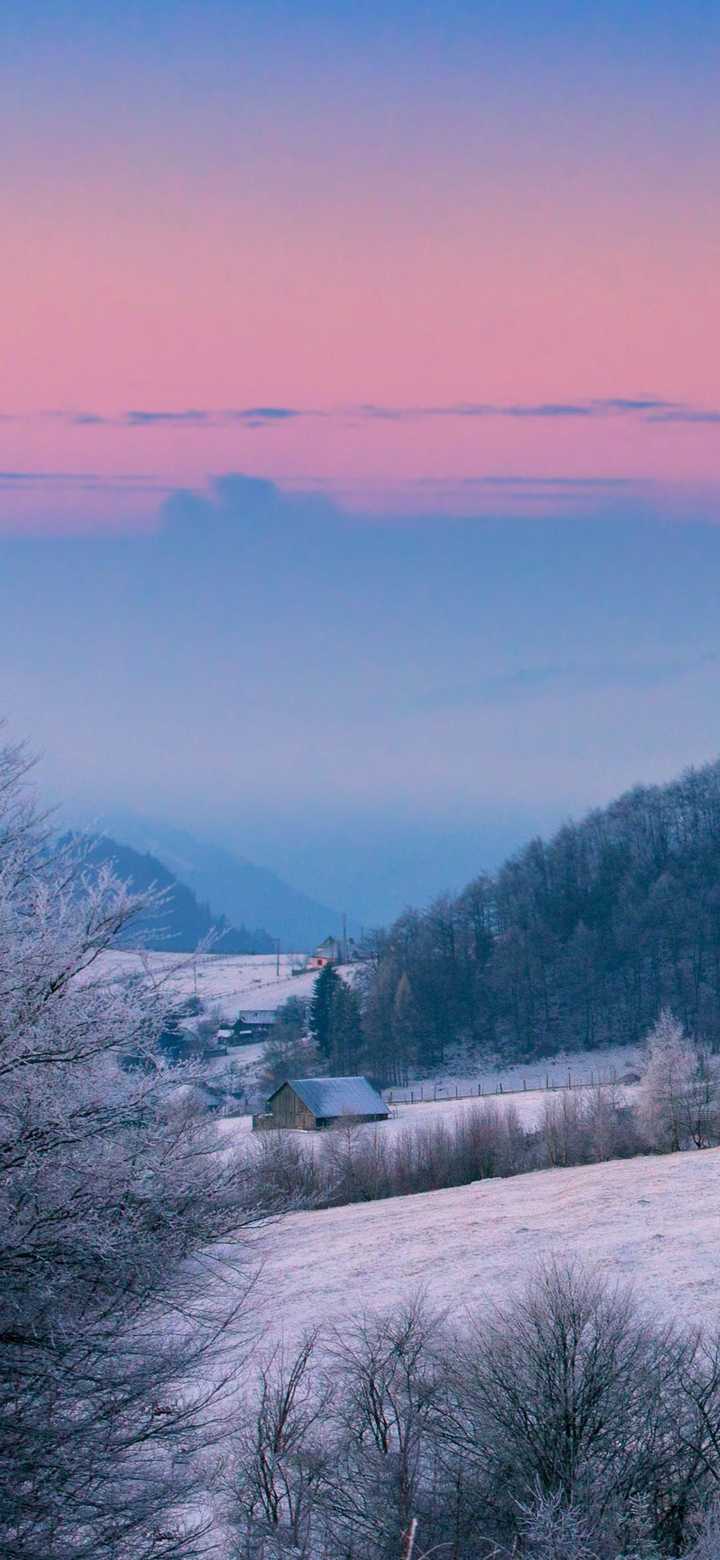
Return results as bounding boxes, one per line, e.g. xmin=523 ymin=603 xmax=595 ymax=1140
xmin=89 ymin=815 xmax=353 ymax=951
xmin=72 ymin=835 xmax=275 ymax=954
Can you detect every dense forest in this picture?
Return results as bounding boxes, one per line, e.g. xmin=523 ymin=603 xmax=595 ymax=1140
xmin=72 ymin=835 xmax=275 ymax=953
xmin=360 ymin=762 xmax=720 ymax=1076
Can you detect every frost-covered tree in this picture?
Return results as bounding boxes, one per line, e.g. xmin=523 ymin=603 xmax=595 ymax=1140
xmin=0 ymin=738 xmax=270 ymax=1560
xmin=638 ymin=1009 xmax=705 ymax=1152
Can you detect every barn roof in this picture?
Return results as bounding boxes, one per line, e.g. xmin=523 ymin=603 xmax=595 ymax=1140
xmin=273 ymin=1075 xmax=389 ymax=1119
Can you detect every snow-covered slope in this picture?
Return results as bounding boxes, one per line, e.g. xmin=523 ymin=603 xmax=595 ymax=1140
xmin=78 ymin=949 xmax=324 ymax=1021
xmin=238 ymin=1147 xmax=720 ymax=1351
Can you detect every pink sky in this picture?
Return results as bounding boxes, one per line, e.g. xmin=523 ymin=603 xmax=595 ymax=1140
xmin=3 ymin=4 xmax=719 ymax=529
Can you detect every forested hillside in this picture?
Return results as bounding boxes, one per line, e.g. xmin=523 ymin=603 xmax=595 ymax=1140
xmin=363 ymin=762 xmax=720 ymax=1072
xmin=72 ymin=835 xmax=275 ymax=953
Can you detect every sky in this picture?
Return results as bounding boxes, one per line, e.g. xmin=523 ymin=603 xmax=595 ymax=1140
xmin=2 ymin=2 xmax=720 ymax=920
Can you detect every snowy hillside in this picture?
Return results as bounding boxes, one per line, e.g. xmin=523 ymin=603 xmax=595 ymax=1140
xmin=77 ymin=949 xmax=325 ymax=1022
xmin=239 ymin=1146 xmax=720 ymax=1354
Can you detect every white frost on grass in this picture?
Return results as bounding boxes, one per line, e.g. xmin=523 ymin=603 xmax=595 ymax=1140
xmin=235 ymin=1146 xmax=720 ymax=1353
xmin=75 ymin=949 xmax=323 ymax=1022
xmin=216 ymin=1083 xmax=638 ymax=1150
xmin=397 ymin=1041 xmax=646 ymax=1101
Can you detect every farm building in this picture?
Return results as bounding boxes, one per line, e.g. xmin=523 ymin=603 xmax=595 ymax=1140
xmin=306 ymin=935 xmax=344 ymax=969
xmin=235 ymin=1008 xmax=277 ymax=1036
xmin=254 ymin=1075 xmax=389 ymax=1132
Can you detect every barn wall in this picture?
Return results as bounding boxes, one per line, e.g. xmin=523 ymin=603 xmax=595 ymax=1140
xmin=266 ymin=1083 xmax=316 ymax=1130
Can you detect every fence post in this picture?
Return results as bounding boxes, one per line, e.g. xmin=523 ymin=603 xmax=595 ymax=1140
xmin=421 ymin=1086 xmax=424 ymax=1101
xmin=523 ymin=1077 xmax=527 ymax=1091
xmin=546 ymin=1073 xmax=549 ymax=1090
xmin=455 ymin=1083 xmax=458 ymax=1098
xmin=411 ymin=1090 xmax=414 ymax=1103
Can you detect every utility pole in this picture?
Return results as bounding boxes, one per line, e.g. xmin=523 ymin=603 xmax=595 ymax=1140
xmin=275 ymin=938 xmax=280 ymax=977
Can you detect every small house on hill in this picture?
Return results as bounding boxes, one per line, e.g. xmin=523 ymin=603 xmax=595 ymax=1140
xmin=254 ymin=1075 xmax=389 ymax=1132
xmin=307 ymin=936 xmax=344 ymax=969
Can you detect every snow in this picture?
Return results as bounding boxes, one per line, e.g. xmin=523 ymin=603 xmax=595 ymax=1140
xmin=217 ymin=1081 xmax=638 ymax=1147
xmin=283 ymin=1076 xmax=389 ymax=1118
xmin=75 ymin=953 xmax=646 ymax=1106
xmin=393 ymin=1042 xmax=646 ymax=1101
xmin=236 ymin=1146 xmax=720 ymax=1354
xmin=76 ymin=949 xmax=325 ymax=1022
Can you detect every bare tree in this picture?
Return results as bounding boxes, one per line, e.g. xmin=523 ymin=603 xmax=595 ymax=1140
xmin=225 ymin=1266 xmax=720 ymax=1560
xmin=539 ymin=1090 xmax=590 ymax=1169
xmin=321 ymin=1298 xmax=450 ymax=1559
xmin=683 ymin=1048 xmax=720 ymax=1150
xmin=445 ymin=1260 xmax=697 ymax=1543
xmin=227 ymin=1333 xmax=329 ymax=1558
xmin=0 ymin=738 xmax=274 ymax=1560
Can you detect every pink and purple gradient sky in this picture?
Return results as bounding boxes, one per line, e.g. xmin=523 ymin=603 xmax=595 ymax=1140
xmin=3 ymin=0 xmax=719 ymax=529
xmin=2 ymin=2 xmax=720 ymax=917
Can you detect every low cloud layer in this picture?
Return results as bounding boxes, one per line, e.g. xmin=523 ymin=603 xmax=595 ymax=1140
xmin=8 ymin=396 xmax=720 ymax=430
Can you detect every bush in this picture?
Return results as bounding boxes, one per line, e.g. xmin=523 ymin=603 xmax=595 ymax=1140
xmin=227 ymin=1263 xmax=720 ymax=1560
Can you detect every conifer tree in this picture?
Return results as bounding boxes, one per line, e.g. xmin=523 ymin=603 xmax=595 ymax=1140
xmin=331 ymin=979 xmax=364 ymax=1073
xmin=308 ymin=961 xmax=339 ymax=1060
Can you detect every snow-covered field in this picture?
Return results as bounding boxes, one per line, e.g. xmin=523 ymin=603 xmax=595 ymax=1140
xmin=236 ymin=1147 xmax=720 ymax=1353
xmin=391 ymin=1042 xmax=646 ymax=1100
xmin=78 ymin=949 xmax=323 ymax=1022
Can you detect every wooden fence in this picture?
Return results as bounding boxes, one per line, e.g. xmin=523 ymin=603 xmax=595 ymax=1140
xmin=384 ymin=1067 xmax=629 ymax=1107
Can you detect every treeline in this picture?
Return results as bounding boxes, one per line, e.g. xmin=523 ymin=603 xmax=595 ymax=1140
xmin=226 ymin=1264 xmax=720 ymax=1560
xmin=361 ymin=762 xmax=720 ymax=1074
xmin=249 ymin=1086 xmax=648 ymax=1210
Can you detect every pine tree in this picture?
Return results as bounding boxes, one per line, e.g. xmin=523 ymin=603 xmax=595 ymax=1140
xmin=309 ymin=961 xmax=339 ymax=1060
xmin=331 ymin=979 xmax=364 ymax=1073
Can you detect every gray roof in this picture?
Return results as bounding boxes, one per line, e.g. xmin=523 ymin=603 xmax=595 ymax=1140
xmin=272 ymin=1075 xmax=389 ymax=1119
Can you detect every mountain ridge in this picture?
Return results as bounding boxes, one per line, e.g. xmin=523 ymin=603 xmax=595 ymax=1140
xmin=70 ymin=834 xmax=275 ymax=954
xmin=81 ymin=814 xmax=354 ymax=950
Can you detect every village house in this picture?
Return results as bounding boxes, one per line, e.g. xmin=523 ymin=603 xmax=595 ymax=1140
xmin=253 ymin=1075 xmax=389 ymax=1132
xmin=234 ymin=1008 xmax=277 ymax=1038
xmin=306 ymin=935 xmax=344 ymax=969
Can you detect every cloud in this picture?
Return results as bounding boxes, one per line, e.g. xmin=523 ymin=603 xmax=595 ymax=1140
xmin=56 ymin=407 xmax=305 ymax=430
xmin=453 ymin=475 xmax=636 ymax=487
xmin=10 ymin=397 xmax=720 ymax=431
xmin=647 ymin=409 xmax=720 ymax=425
xmin=0 ymin=470 xmax=168 ymax=490
xmin=506 ymin=402 xmax=595 ymax=418
xmin=227 ymin=406 xmax=302 ymax=422
xmin=351 ymin=396 xmax=691 ymax=423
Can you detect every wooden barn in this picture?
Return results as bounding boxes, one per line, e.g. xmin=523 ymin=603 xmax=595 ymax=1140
xmin=253 ymin=1075 xmax=389 ymax=1132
